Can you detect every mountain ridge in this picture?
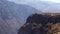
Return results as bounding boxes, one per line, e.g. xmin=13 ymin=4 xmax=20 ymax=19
xmin=0 ymin=0 xmax=42 ymax=34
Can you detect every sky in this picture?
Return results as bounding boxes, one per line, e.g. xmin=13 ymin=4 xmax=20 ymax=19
xmin=7 ymin=0 xmax=60 ymax=4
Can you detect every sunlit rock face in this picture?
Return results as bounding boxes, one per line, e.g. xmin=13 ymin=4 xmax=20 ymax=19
xmin=18 ymin=13 xmax=60 ymax=34
xmin=45 ymin=23 xmax=60 ymax=34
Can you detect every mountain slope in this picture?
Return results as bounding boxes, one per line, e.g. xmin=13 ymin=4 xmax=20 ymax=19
xmin=0 ymin=0 xmax=42 ymax=34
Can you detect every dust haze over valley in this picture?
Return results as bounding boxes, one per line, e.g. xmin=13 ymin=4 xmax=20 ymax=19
xmin=0 ymin=0 xmax=60 ymax=34
xmin=8 ymin=0 xmax=60 ymax=13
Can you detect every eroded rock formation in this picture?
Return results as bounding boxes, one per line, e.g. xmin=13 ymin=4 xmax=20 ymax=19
xmin=18 ymin=13 xmax=60 ymax=34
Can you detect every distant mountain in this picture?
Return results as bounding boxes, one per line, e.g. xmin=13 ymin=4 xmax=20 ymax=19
xmin=0 ymin=0 xmax=42 ymax=34
xmin=27 ymin=1 xmax=60 ymax=13
xmin=7 ymin=0 xmax=60 ymax=13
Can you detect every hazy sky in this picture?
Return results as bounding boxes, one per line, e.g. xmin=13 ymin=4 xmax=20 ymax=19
xmin=7 ymin=0 xmax=60 ymax=13
xmin=7 ymin=0 xmax=60 ymax=4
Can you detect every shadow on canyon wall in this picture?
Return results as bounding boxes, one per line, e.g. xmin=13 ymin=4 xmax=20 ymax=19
xmin=18 ymin=13 xmax=60 ymax=34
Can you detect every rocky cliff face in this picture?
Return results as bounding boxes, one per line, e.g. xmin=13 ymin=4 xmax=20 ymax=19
xmin=18 ymin=14 xmax=60 ymax=34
